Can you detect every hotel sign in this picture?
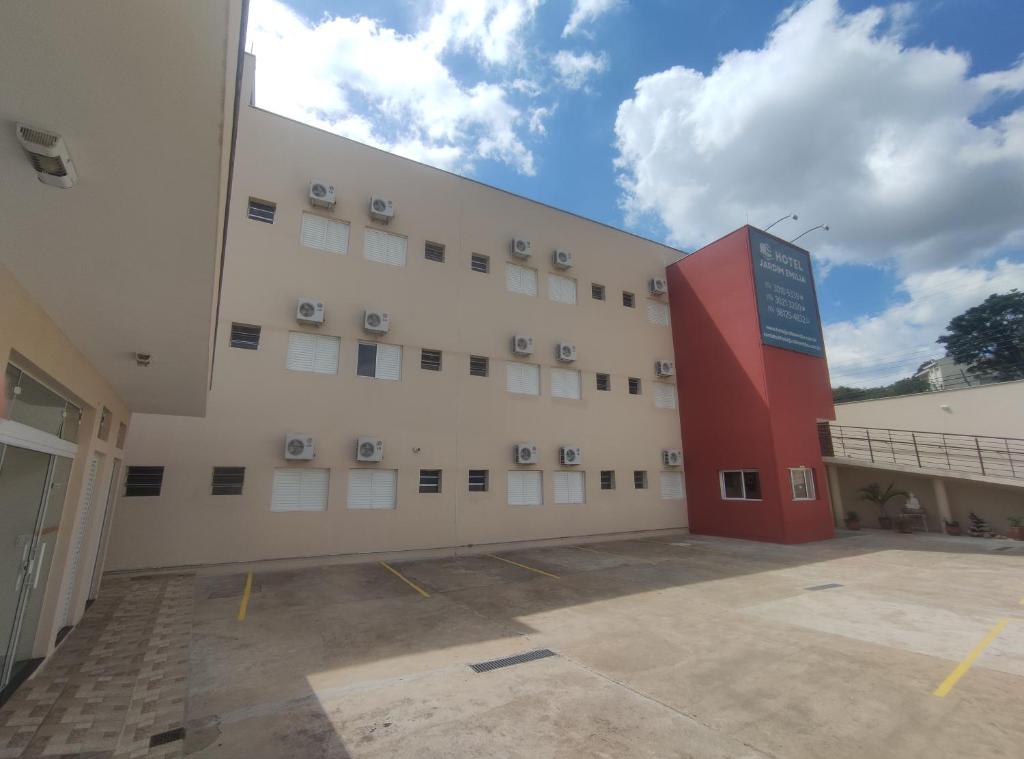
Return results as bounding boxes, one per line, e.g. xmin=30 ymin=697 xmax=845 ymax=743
xmin=749 ymin=228 xmax=825 ymax=358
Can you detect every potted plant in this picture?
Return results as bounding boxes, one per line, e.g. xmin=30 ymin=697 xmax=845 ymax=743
xmin=1009 ymin=516 xmax=1024 ymax=541
xmin=845 ymin=510 xmax=861 ymax=530
xmin=945 ymin=519 xmax=961 ymax=536
xmin=858 ymin=482 xmax=908 ymax=530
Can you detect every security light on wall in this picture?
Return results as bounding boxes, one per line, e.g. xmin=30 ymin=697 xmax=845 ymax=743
xmin=16 ymin=123 xmax=77 ymax=188
xmin=134 ymin=352 xmax=152 ymax=367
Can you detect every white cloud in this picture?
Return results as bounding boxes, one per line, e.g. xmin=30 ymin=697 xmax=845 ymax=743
xmin=563 ymin=0 xmax=622 ymax=37
xmin=552 ymin=50 xmax=609 ymax=90
xmin=825 ymin=260 xmax=1024 ymax=386
xmin=528 ymin=105 xmax=556 ymax=134
xmin=247 ymin=0 xmax=540 ymax=175
xmin=614 ymin=0 xmax=1024 ymax=274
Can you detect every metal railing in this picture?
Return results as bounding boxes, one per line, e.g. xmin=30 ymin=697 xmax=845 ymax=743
xmin=818 ymin=422 xmax=1024 ymax=481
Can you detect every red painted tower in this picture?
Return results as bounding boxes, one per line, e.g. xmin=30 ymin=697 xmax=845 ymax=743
xmin=667 ymin=226 xmax=835 ymax=544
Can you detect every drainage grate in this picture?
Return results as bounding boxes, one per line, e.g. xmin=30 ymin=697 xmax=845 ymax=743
xmin=150 ymin=727 xmax=186 ymax=748
xmin=470 ymin=648 xmax=557 ymax=673
xmin=805 ymin=583 xmax=843 ymax=591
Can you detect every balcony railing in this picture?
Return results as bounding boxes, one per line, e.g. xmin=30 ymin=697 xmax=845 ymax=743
xmin=818 ymin=422 xmax=1024 ymax=481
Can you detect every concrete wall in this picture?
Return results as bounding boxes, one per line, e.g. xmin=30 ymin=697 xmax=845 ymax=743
xmin=834 ymin=380 xmax=1024 ymax=438
xmin=1 ymin=265 xmax=130 ymax=659
xmin=103 ymin=54 xmax=686 ymax=570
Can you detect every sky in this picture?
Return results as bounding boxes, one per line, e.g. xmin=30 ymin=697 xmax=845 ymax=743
xmin=246 ymin=0 xmax=1024 ymax=387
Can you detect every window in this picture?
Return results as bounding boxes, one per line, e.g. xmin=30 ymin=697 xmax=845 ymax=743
xmin=550 ymin=368 xmax=582 ymax=400
xmin=300 ymin=213 xmax=349 ymax=254
xmin=4 ymin=364 xmax=81 ymax=443
xmin=421 ymin=349 xmax=442 ymax=371
xmin=424 ymin=241 xmax=445 ymax=262
xmin=469 ymin=355 xmax=489 ymax=377
xmin=654 ymin=382 xmax=677 ymax=409
xmin=507 ymin=470 xmax=543 ymax=506
xmin=116 ymin=422 xmax=128 ymax=449
xmin=596 ymin=373 xmax=611 ymax=391
xmin=247 ymin=197 xmax=276 ymax=224
xmin=628 ymin=377 xmax=642 ymax=395
xmin=347 ymin=469 xmax=397 ymax=509
xmin=553 ymin=471 xmax=586 ymax=504
xmin=98 ymin=407 xmax=112 ymax=441
xmin=592 ymin=283 xmax=606 ymax=301
xmin=271 ymin=468 xmax=329 ymax=511
xmin=419 ymin=469 xmax=442 ymax=494
xmin=506 ymin=263 xmax=538 ymax=296
xmin=622 ymin=291 xmax=636 ymax=308
xmin=212 ymin=467 xmax=245 ymax=496
xmin=633 ymin=470 xmax=648 ymax=489
xmin=230 ymin=323 xmax=261 ymax=350
xmin=647 ymin=301 xmax=670 ymax=326
xmin=720 ymin=470 xmax=762 ymax=500
xmin=125 ymin=466 xmax=164 ymax=497
xmin=548 ymin=273 xmax=577 ymax=305
xmin=789 ymin=467 xmax=817 ymax=500
xmin=660 ymin=471 xmax=684 ymax=500
xmin=600 ymin=470 xmax=616 ymax=490
xmin=287 ymin=332 xmax=340 ymax=374
xmin=364 ymin=228 xmax=407 ymax=266
xmin=506 ymin=361 xmax=540 ymax=395
xmin=471 ymin=253 xmax=490 ymax=273
xmin=468 ymin=469 xmax=489 ymax=492
xmin=357 ymin=342 xmax=402 ymax=381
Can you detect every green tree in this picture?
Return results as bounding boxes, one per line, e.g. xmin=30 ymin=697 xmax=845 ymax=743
xmin=938 ymin=290 xmax=1024 ymax=381
xmin=832 ymin=374 xmax=928 ymax=403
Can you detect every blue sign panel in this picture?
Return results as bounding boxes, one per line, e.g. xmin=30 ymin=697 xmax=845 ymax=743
xmin=749 ymin=228 xmax=825 ymax=357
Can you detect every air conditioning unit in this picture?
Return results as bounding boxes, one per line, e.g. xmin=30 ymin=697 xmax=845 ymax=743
xmin=369 ymin=196 xmax=395 ymax=223
xmin=296 ymin=298 xmax=325 ymax=326
xmin=552 ymin=249 xmax=573 ymax=269
xmin=16 ymin=123 xmax=77 ymax=188
xmin=556 ymin=342 xmax=577 ymax=363
xmin=514 ymin=443 xmax=539 ymax=465
xmin=649 ymin=277 xmax=668 ymax=296
xmin=511 ymin=335 xmax=534 ymax=356
xmin=363 ymin=310 xmax=391 ymax=334
xmin=662 ymin=449 xmax=683 ymax=467
xmin=509 ymin=238 xmax=532 ymax=259
xmin=308 ymin=180 xmax=336 ymax=210
xmin=284 ymin=434 xmax=315 ymax=460
xmin=655 ymin=360 xmax=675 ymax=377
xmin=559 ymin=446 xmax=582 ymax=466
xmin=356 ymin=437 xmax=384 ymax=462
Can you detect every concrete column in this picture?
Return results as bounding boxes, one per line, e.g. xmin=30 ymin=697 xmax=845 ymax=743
xmin=932 ymin=477 xmax=952 ymax=531
xmin=827 ymin=465 xmax=845 ymax=527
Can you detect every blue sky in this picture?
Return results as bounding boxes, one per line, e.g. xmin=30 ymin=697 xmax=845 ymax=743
xmin=247 ymin=0 xmax=1024 ymax=386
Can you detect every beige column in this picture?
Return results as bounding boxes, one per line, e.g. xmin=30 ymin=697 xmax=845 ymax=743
xmin=932 ymin=477 xmax=952 ymax=531
xmin=827 ymin=464 xmax=845 ymax=527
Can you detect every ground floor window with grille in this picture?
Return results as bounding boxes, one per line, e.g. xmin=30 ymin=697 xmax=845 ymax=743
xmin=633 ymin=470 xmax=648 ymax=489
xmin=600 ymin=470 xmax=615 ymax=490
xmin=553 ymin=471 xmax=585 ymax=504
xmin=271 ymin=468 xmax=329 ymax=511
xmin=659 ymin=471 xmax=684 ymax=500
xmin=357 ymin=342 xmax=402 ymax=380
xmin=124 ymin=466 xmax=164 ymax=497
xmin=468 ymin=469 xmax=489 ymax=492
xmin=507 ymin=470 xmax=542 ymax=506
xmin=212 ymin=467 xmax=245 ymax=495
xmin=789 ymin=467 xmax=816 ymax=500
xmin=348 ymin=469 xmax=397 ymax=509
xmin=419 ymin=469 xmax=442 ymax=493
xmin=720 ymin=470 xmax=762 ymax=500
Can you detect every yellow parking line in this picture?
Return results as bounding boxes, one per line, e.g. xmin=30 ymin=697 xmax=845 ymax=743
xmin=486 ymin=553 xmax=560 ymax=579
xmin=933 ymin=618 xmax=1009 ymax=697
xmin=379 ymin=561 xmax=431 ymax=598
xmin=236 ymin=572 xmax=253 ymax=621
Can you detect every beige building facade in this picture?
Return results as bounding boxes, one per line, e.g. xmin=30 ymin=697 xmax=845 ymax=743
xmin=103 ymin=54 xmax=687 ymax=572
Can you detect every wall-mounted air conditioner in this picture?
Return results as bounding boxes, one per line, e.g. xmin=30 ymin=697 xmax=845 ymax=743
xmin=510 ymin=238 xmax=531 ymax=259
xmin=369 ymin=196 xmax=395 ymax=223
xmin=559 ymin=446 xmax=582 ymax=466
xmin=309 ymin=180 xmax=336 ymax=210
xmin=296 ymin=298 xmax=325 ymax=326
xmin=514 ymin=443 xmax=538 ymax=464
xmin=512 ymin=335 xmax=534 ymax=356
xmin=284 ymin=434 xmax=315 ymax=460
xmin=364 ymin=310 xmax=391 ymax=334
xmin=356 ymin=437 xmax=384 ymax=462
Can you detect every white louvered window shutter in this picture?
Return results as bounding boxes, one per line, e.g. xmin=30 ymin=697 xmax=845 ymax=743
xmin=300 ymin=213 xmax=349 ymax=254
xmin=287 ymin=333 xmax=340 ymax=374
xmin=364 ymin=228 xmax=407 ymax=266
xmin=550 ymin=368 xmax=581 ymax=399
xmin=659 ymin=471 xmax=684 ymax=500
xmin=548 ymin=274 xmax=577 ymax=305
xmin=507 ymin=470 xmax=542 ymax=506
xmin=271 ymin=468 xmax=329 ymax=511
xmin=654 ymin=382 xmax=677 ymax=409
xmin=647 ymin=301 xmax=670 ymax=326
xmin=506 ymin=361 xmax=540 ymax=395
xmin=312 ymin=336 xmax=340 ymax=374
xmin=506 ymin=263 xmax=538 ymax=296
xmin=553 ymin=471 xmax=585 ymax=504
xmin=348 ymin=469 xmax=397 ymax=509
xmin=374 ymin=344 xmax=402 ymax=381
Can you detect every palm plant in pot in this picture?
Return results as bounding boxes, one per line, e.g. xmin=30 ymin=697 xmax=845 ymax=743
xmin=1009 ymin=516 xmax=1024 ymax=541
xmin=845 ymin=510 xmax=861 ymax=530
xmin=858 ymin=482 xmax=908 ymax=530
